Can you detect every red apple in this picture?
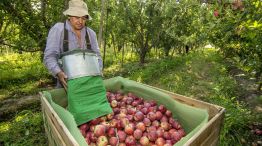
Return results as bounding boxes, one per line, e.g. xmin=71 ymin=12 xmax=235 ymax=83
xmin=113 ymin=107 xmax=120 ymax=114
xmin=144 ymin=102 xmax=151 ymax=108
xmin=106 ymin=113 xmax=114 ymax=120
xmin=141 ymin=108 xmax=149 ymax=115
xmin=90 ymin=133 xmax=97 ymax=143
xmin=134 ymin=111 xmax=144 ymax=121
xmin=117 ymin=130 xmax=127 ymax=142
xmin=109 ymin=137 xmax=118 ymax=146
xmin=119 ymin=143 xmax=126 ymax=146
xmin=94 ymin=125 xmax=106 ymax=137
xmin=85 ymin=132 xmax=92 ymax=144
xmin=90 ymin=118 xmax=101 ymax=125
xmin=148 ymin=131 xmax=157 ymax=142
xmin=111 ymin=100 xmax=118 ymax=108
xmin=126 ymin=114 xmax=134 ymax=121
xmin=158 ymin=105 xmax=166 ymax=114
xmin=143 ymin=118 xmax=151 ymax=127
xmin=107 ymin=127 xmax=116 ymax=137
xmin=96 ymin=136 xmax=108 ymax=146
xmin=89 ymin=125 xmax=95 ymax=132
xmin=214 ymin=10 xmax=219 ymax=17
xmin=126 ymin=97 xmax=134 ymax=105
xmin=149 ymin=100 xmax=157 ymax=106
xmin=148 ymin=112 xmax=156 ymax=121
xmin=136 ymin=105 xmax=144 ymax=110
xmin=165 ymin=110 xmax=172 ymax=117
xmin=119 ymin=101 xmax=126 ymax=107
xmin=110 ymin=119 xmax=118 ymax=128
xmin=169 ymin=128 xmax=176 ymax=134
xmin=147 ymin=126 xmax=157 ymax=133
xmin=80 ymin=129 xmax=86 ymax=137
xmin=155 ymin=137 xmax=165 ymax=146
xmin=171 ymin=131 xmax=181 ymax=141
xmin=79 ymin=123 xmax=89 ymax=132
xmin=116 ymin=94 xmax=124 ymax=101
xmin=178 ymin=129 xmax=186 ymax=137
xmin=140 ymin=136 xmax=150 ymax=146
xmin=125 ymin=136 xmax=136 ymax=146
xmin=120 ymin=108 xmax=128 ymax=114
xmin=120 ymin=118 xmax=129 ymax=128
xmin=160 ymin=116 xmax=168 ymax=122
xmin=124 ymin=124 xmax=134 ymax=135
xmin=155 ymin=111 xmax=163 ymax=120
xmin=171 ymin=120 xmax=181 ymax=130
xmin=134 ymin=129 xmax=143 ymax=140
xmin=101 ymin=121 xmax=110 ymax=131
xmin=152 ymin=120 xmax=160 ymax=128
xmin=136 ymin=122 xmax=146 ymax=132
xmin=127 ymin=107 xmax=136 ymax=115
xmin=163 ymin=132 xmax=171 ymax=140
xmin=165 ymin=140 xmax=172 ymax=145
xmin=131 ymin=100 xmax=139 ymax=107
xmin=148 ymin=106 xmax=157 ymax=112
xmin=161 ymin=121 xmax=170 ymax=131
xmin=156 ymin=128 xmax=164 ymax=138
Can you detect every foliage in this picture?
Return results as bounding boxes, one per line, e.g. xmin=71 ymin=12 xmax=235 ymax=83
xmin=206 ymin=0 xmax=262 ymax=90
xmin=0 ymin=52 xmax=51 ymax=99
xmin=0 ymin=110 xmax=47 ymax=146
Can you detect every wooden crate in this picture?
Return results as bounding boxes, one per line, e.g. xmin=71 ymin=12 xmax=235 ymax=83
xmin=40 ymin=86 xmax=225 ymax=146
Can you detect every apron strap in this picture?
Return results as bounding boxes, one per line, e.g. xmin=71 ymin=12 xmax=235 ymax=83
xmin=63 ymin=21 xmax=92 ymax=52
xmin=63 ymin=22 xmax=69 ymax=52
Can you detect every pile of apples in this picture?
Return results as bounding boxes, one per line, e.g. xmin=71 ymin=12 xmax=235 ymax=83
xmin=78 ymin=91 xmax=186 ymax=146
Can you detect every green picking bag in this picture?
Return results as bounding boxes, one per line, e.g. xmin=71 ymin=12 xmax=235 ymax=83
xmin=67 ymin=76 xmax=112 ymax=126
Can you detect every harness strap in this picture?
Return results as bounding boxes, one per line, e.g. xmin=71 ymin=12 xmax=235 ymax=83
xmin=63 ymin=21 xmax=92 ymax=52
xmin=63 ymin=22 xmax=69 ymax=52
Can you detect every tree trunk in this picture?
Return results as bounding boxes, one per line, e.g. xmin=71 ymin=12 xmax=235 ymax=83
xmin=98 ymin=0 xmax=106 ymax=49
xmin=139 ymin=47 xmax=147 ymax=64
xmin=102 ymin=7 xmax=109 ymax=69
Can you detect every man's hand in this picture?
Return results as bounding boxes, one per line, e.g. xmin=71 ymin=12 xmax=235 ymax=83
xmin=57 ymin=71 xmax=68 ymax=90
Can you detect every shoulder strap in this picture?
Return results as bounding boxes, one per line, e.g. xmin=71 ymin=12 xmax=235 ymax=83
xmin=85 ymin=28 xmax=92 ymax=50
xmin=63 ymin=21 xmax=69 ymax=52
xmin=63 ymin=21 xmax=92 ymax=52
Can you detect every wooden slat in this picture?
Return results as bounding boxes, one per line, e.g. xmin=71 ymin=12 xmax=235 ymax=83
xmin=40 ymin=94 xmax=79 ymax=146
xmin=186 ymin=108 xmax=225 ymax=146
xmin=44 ymin=111 xmax=67 ymax=146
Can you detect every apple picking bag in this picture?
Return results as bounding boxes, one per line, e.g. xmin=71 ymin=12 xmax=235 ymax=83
xmin=42 ymin=76 xmax=208 ymax=146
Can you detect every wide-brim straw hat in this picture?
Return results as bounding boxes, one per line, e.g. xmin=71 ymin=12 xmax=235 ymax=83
xmin=63 ymin=0 xmax=92 ymax=20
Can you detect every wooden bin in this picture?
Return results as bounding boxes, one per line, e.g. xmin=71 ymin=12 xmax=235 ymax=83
xmin=40 ymin=86 xmax=225 ymax=146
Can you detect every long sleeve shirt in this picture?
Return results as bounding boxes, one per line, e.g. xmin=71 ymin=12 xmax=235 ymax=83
xmin=44 ymin=20 xmax=102 ymax=77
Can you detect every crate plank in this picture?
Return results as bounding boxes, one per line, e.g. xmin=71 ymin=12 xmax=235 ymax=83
xmin=41 ymin=95 xmax=79 ymax=146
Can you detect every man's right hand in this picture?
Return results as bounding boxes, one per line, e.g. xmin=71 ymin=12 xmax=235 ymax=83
xmin=57 ymin=71 xmax=68 ymax=90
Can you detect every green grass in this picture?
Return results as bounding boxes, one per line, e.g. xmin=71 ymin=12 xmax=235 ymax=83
xmin=0 ymin=110 xmax=47 ymax=146
xmin=0 ymin=49 xmax=260 ymax=145
xmin=0 ymin=52 xmax=52 ymax=101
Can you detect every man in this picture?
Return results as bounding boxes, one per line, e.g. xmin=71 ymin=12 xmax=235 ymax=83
xmin=44 ymin=0 xmax=102 ymax=88
xmin=44 ymin=0 xmax=112 ymax=126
